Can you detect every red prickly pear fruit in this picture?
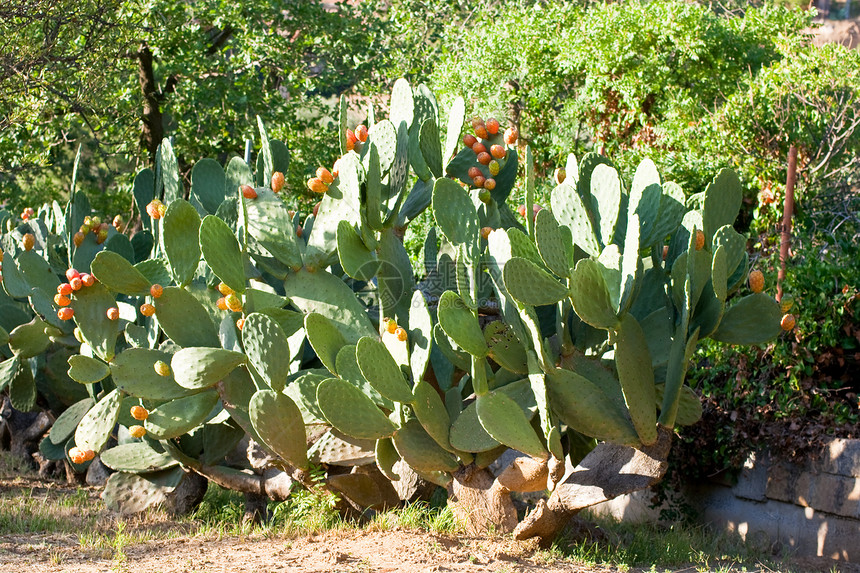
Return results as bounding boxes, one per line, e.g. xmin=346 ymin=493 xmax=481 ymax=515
xmin=83 ymin=449 xmax=95 ymax=462
xmin=146 ymin=200 xmax=164 ymax=219
xmin=470 ymin=116 xmax=484 ymax=128
xmin=346 ymin=129 xmax=358 ymax=151
xmin=317 ymin=167 xmax=334 ymax=185
xmin=69 ymin=277 xmax=83 ymax=291
xmin=54 ymin=294 xmax=71 ymax=307
xmin=554 ymin=167 xmax=566 ymax=185
xmin=241 ymin=185 xmax=257 ymax=199
xmin=463 ymin=134 xmax=477 ymax=148
xmin=130 ymin=406 xmax=148 ymax=421
xmin=225 ymin=293 xmax=243 ymax=312
xmin=129 ymin=425 xmax=147 ymax=439
xmin=503 ymin=126 xmax=518 ymax=145
xmin=106 ymin=307 xmax=119 ymax=320
xmin=140 ymin=303 xmax=156 ymax=317
xmin=271 ymin=171 xmax=285 ymax=193
xmin=780 ymin=314 xmax=796 ymax=331
xmin=307 ymin=178 xmax=328 ymax=194
xmin=662 ymin=245 xmax=669 ymax=260
xmin=23 ymin=233 xmax=35 ymax=251
xmin=355 ymin=125 xmax=369 ymax=143
xmin=150 ymin=284 xmax=164 ymax=298
xmin=517 ymin=205 xmax=527 ymax=218
xmin=80 ymin=273 xmax=95 ymax=287
xmin=480 ymin=227 xmax=493 ymax=240
xmin=471 ymin=142 xmax=487 ymax=155
xmin=296 ymin=225 xmax=303 ymax=238
xmin=484 ymin=178 xmax=496 ymax=191
xmin=113 ymin=215 xmax=123 ymax=229
xmin=474 ymin=124 xmax=489 ymax=139
xmin=478 ymin=190 xmax=492 ymax=204
xmin=69 ymin=447 xmax=87 ymax=464
xmin=58 ymin=283 xmax=73 ymax=296
xmin=73 ymin=232 xmax=85 ymax=247
xmin=467 ymin=166 xmax=483 ymax=179
xmin=154 ymin=360 xmax=171 ymax=377
xmin=216 ymin=297 xmax=228 ymax=311
xmin=385 ymin=318 xmax=397 ymax=334
xmin=477 ymin=152 xmax=492 ymax=165
xmin=313 ymin=202 xmax=321 ymax=217
xmin=490 ymin=145 xmax=506 ymax=159
xmin=694 ymin=230 xmax=705 ymax=251
xmin=217 ymin=282 xmax=234 ymax=296
xmin=486 ymin=118 xmax=500 ymax=135
xmin=236 ymin=317 xmax=245 ymax=330
xmin=57 ymin=308 xmax=74 ymax=321
xmin=473 ymin=175 xmax=486 ymax=189
xmin=395 ymin=327 xmax=408 ymax=342
xmin=748 ymin=270 xmax=764 ymax=293
xmin=66 ymin=269 xmax=80 ymax=281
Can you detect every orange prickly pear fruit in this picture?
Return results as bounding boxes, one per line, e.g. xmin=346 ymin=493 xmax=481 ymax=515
xmin=473 ymin=175 xmax=486 ymax=189
xmin=517 ymin=204 xmax=527 ymax=218
xmin=81 ymin=273 xmax=95 ymax=287
xmin=217 ymin=282 xmax=234 ymax=296
xmin=355 ymin=125 xmax=369 ymax=143
xmin=395 ymin=327 xmax=408 ymax=342
xmin=386 ymin=318 xmax=397 ymax=334
xmin=58 ymin=283 xmax=73 ymax=296
xmin=236 ymin=317 xmax=245 ymax=330
xmin=130 ymin=406 xmax=149 ymax=421
xmin=140 ymin=303 xmax=156 ymax=317
xmin=225 ymin=293 xmax=242 ymax=312
xmin=69 ymin=447 xmax=87 ymax=464
xmin=54 ymin=294 xmax=71 ymax=307
xmin=748 ymin=270 xmax=764 ymax=293
xmin=69 ymin=277 xmax=83 ymax=291
xmin=146 ymin=200 xmax=164 ymax=219
xmin=474 ymin=124 xmax=489 ymax=140
xmin=150 ymin=284 xmax=163 ymax=298
xmin=346 ymin=129 xmax=358 ymax=151
xmin=296 ymin=225 xmax=303 ymax=238
xmin=106 ymin=307 xmax=119 ymax=320
xmin=307 ymin=178 xmax=328 ymax=194
xmin=154 ymin=360 xmax=171 ymax=377
xmin=780 ymin=314 xmax=796 ymax=331
xmin=480 ymin=227 xmax=493 ymax=240
xmin=313 ymin=202 xmax=321 ymax=217
xmin=477 ymin=152 xmax=491 ymax=165
xmin=241 ymin=185 xmax=257 ymax=199
xmin=73 ymin=231 xmax=85 ymax=247
xmin=694 ymin=230 xmax=705 ymax=251
xmin=470 ymin=116 xmax=484 ymax=128
xmin=554 ymin=167 xmax=566 ymax=185
xmin=463 ymin=134 xmax=477 ymax=148
xmin=471 ymin=142 xmax=487 ymax=155
xmin=467 ymin=166 xmax=482 ymax=180
xmin=216 ymin=297 xmax=228 ymax=311
xmin=129 ymin=425 xmax=147 ymax=439
xmin=66 ymin=268 xmax=80 ymax=281
xmin=484 ymin=178 xmax=496 ymax=191
xmin=486 ymin=117 xmax=500 ymax=135
xmin=23 ymin=233 xmax=35 ymax=251
xmin=271 ymin=171 xmax=285 ymax=193
xmin=57 ymin=308 xmax=74 ymax=321
xmin=316 ymin=167 xmax=334 ymax=185
xmin=504 ymin=126 xmax=518 ymax=145
xmin=490 ymin=145 xmax=506 ymax=159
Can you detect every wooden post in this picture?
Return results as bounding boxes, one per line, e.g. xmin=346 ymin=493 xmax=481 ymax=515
xmin=777 ymin=146 xmax=797 ymax=302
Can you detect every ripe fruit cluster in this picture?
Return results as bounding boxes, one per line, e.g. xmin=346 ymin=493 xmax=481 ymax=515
xmin=20 ymin=207 xmax=35 ymax=221
xmin=346 ymin=124 xmax=369 ymax=153
xmin=75 ymin=215 xmax=111 ymax=246
xmin=146 ymin=199 xmax=167 ymax=220
xmin=384 ymin=317 xmax=408 ymax=342
xmin=307 ymin=166 xmax=335 ymax=195
xmin=55 ymin=268 xmax=99 ymax=321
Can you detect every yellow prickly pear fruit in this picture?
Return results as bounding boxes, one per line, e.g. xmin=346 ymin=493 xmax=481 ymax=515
xmin=154 ymin=360 xmax=171 ymax=377
xmin=130 ymin=405 xmax=149 ymax=421
xmin=780 ymin=294 xmax=794 ymax=313
xmin=748 ymin=270 xmax=764 ymax=293
xmin=23 ymin=233 xmax=35 ymax=251
xmin=129 ymin=425 xmax=147 ymax=439
xmin=271 ymin=171 xmax=285 ymax=193
xmin=395 ymin=327 xmax=408 ymax=342
xmin=780 ymin=313 xmax=796 ymax=331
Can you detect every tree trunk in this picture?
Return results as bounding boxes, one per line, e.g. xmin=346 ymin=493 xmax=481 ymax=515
xmin=137 ymin=43 xmax=164 ymax=166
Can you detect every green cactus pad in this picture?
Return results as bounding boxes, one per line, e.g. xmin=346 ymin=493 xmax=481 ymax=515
xmin=355 ymin=336 xmax=414 ymax=403
xmin=190 ymin=158 xmax=227 ymax=215
xmin=90 ymin=250 xmax=152 ymax=296
xmin=412 ymin=380 xmax=451 ymax=451
xmin=335 ymin=345 xmax=393 ymax=410
xmin=703 ymin=169 xmax=743 ymax=243
xmin=503 ymin=256 xmax=570 ymax=307
xmin=144 ymin=390 xmax=219 ymax=440
xmin=153 ymin=286 xmax=220 ymax=348
xmin=1 ymin=254 xmax=31 ymax=298
xmin=239 ymin=312 xmax=290 ymax=392
xmin=658 ymin=282 xmax=692 ymax=427
xmin=409 ymin=121 xmax=432 ymax=182
xmin=171 ymin=347 xmax=246 ymax=390
xmin=640 ymin=308 xmax=673 ymax=368
xmin=100 ymin=442 xmax=179 ymax=473
xmin=629 ymin=159 xmax=663 ymax=246
xmin=67 ymin=355 xmax=110 ymax=384
xmin=249 ymin=389 xmax=309 ymax=470
xmin=569 ymin=259 xmax=619 ymax=330
xmin=433 ymin=323 xmax=470 ymax=371
xmin=507 ymin=227 xmax=544 ymax=265
xmin=710 ymin=293 xmax=782 ymax=345
xmin=650 ymin=181 xmax=687 ymax=246
xmin=620 ymin=213 xmax=641 ymax=312
xmin=49 ymin=397 xmax=94 ymax=445
xmin=243 ymin=187 xmax=303 ymax=270
xmin=104 ymin=233 xmax=136 ymax=264
xmin=534 ymin=209 xmax=573 ymax=278
xmin=390 ymin=78 xmax=414 ymax=130
xmin=75 ymin=388 xmax=122 ymax=452
xmin=365 ymin=142 xmax=385 ymax=230
xmin=102 ymin=467 xmax=184 ymax=514
xmin=199 ymin=215 xmax=246 ymax=294
xmin=158 ymin=138 xmax=181 ymax=203
xmin=712 ymin=225 xmax=746 ymax=278
xmin=70 ymin=282 xmax=120 ymax=362
xmin=316 ymin=377 xmax=397 ymax=440
xmin=111 ymin=347 xmax=193 ymax=400
xmin=443 ymin=96 xmax=465 ymax=165
xmin=484 ymin=321 xmax=528 ymax=374
xmin=133 ymin=168 xmax=155 ymax=230
xmin=8 ymin=317 xmax=50 ymax=359
xmin=476 ymin=392 xmax=547 ymax=459
xmin=551 ymin=182 xmax=600 ymax=256
xmin=0 ymin=356 xmax=19 ymax=393
xmin=160 ymin=199 xmax=201 ymax=286
xmin=546 ymin=368 xmax=639 ymax=445
xmin=432 ymin=178 xmax=477 ymax=249
xmin=393 ymin=418 xmax=459 ymax=473
xmin=436 ymin=290 xmax=487 ymax=358
xmin=305 ymin=157 xmax=363 ymax=268
xmin=242 ymin=288 xmax=287 ymax=314
xmin=419 ymin=118 xmax=443 ymax=178
xmin=375 ymin=437 xmax=401 ymax=481
xmin=283 ymin=268 xmax=375 ymax=342
xmin=408 ymin=290 xmax=433 ymax=384
xmin=16 ymin=251 xmax=59 ymax=295
xmin=134 ymin=257 xmax=171 ymax=287
xmin=655 ymin=383 xmax=702 ymax=426
xmin=614 ymin=314 xmax=657 ymax=446
xmin=337 ymin=221 xmax=379 ymax=281
xmin=305 ymin=312 xmax=346 ymax=376
xmin=449 ymin=400 xmax=500 ymax=453
xmin=588 ymin=163 xmax=622 ymax=246
xmin=308 ymin=429 xmax=375 ymax=466
xmin=712 ymin=245 xmax=728 ymax=303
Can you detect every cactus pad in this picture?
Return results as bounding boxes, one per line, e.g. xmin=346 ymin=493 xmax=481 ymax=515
xmin=199 ymin=215 xmax=246 ymax=294
xmin=75 ymin=388 xmax=123 ymax=452
xmin=171 ymin=347 xmax=246 ymax=390
xmin=355 ymin=336 xmax=414 ymax=403
xmin=144 ymin=390 xmax=219 ymax=440
xmin=249 ymin=389 xmax=309 ymax=469
xmin=316 ymin=377 xmax=397 ymax=440
xmin=100 ymin=442 xmax=179 ymax=473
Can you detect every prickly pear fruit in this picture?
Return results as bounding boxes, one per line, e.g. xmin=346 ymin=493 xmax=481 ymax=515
xmin=504 ymin=126 xmax=518 ymax=145
xmin=271 ymin=171 xmax=285 ymax=193
xmin=140 ymin=303 xmax=155 ymax=317
xmin=150 ymin=284 xmax=164 ymax=298
xmin=780 ymin=294 xmax=794 ymax=313
xmin=780 ymin=314 xmax=796 ymax=331
xmin=488 ymin=160 xmax=500 ymax=176
xmin=106 ymin=307 xmax=119 ymax=320
xmin=73 ymin=232 xmax=85 ymax=247
xmin=236 ymin=317 xmax=245 ymax=330
xmin=748 ymin=270 xmax=764 ymax=293
xmin=473 ymin=175 xmax=486 ymax=189
xmin=242 ymin=185 xmax=258 ymax=199
xmin=217 ymin=282 xmax=234 ymax=296
xmin=484 ymin=178 xmax=496 ymax=191
xmin=66 ymin=269 xmax=80 ymax=281
xmin=70 ymin=277 xmax=83 ymax=291
xmin=475 ymin=124 xmax=489 ymax=139
xmin=468 ymin=166 xmax=482 ymax=180
xmin=296 ymin=225 xmax=303 ymax=238
xmin=147 ymin=200 xmax=165 ymax=219
xmin=346 ymin=129 xmax=358 ymax=151
xmin=54 ymin=294 xmax=71 ymax=307
xmin=695 ymin=230 xmax=705 ymax=251
xmin=472 ymin=142 xmax=487 ymax=155
xmin=463 ymin=134 xmax=477 ymax=148
xmin=225 ymin=293 xmax=242 ymax=312
xmin=554 ymin=167 xmax=566 ymax=184
xmin=395 ymin=327 xmax=408 ymax=342
xmin=317 ymin=167 xmax=334 ymax=185
xmin=92 ymin=217 xmax=102 ymax=227
xmin=129 ymin=425 xmax=147 ymax=438
xmin=96 ymin=227 xmax=108 ymax=244
xmin=490 ymin=145 xmax=506 ymax=159
xmin=113 ymin=215 xmax=123 ymax=229
xmin=58 ymin=308 xmax=74 ymax=321
xmin=154 ymin=360 xmax=171 ymax=377
xmin=478 ymin=189 xmax=492 ymax=204
xmin=477 ymin=152 xmax=491 ymax=165
xmin=486 ymin=117 xmax=500 ymax=135
xmin=355 ymin=125 xmax=369 ymax=143
xmin=307 ymin=178 xmax=328 ymax=194
xmin=313 ymin=202 xmax=321 ymax=217
xmin=130 ymin=405 xmax=148 ymax=421
xmin=69 ymin=447 xmax=87 ymax=464
xmin=480 ymin=227 xmax=493 ymax=240
xmin=386 ymin=318 xmax=397 ymax=334
xmin=81 ymin=273 xmax=95 ymax=287
xmin=23 ymin=233 xmax=34 ymax=251
xmin=471 ymin=116 xmax=484 ymax=128
xmin=216 ymin=297 xmax=228 ymax=311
